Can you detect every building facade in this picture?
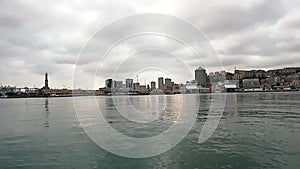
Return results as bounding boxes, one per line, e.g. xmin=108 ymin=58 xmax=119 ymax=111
xmin=105 ymin=79 xmax=114 ymax=88
xmin=158 ymin=77 xmax=164 ymax=90
xmin=195 ymin=67 xmax=207 ymax=87
xmin=242 ymin=79 xmax=260 ymax=89
xmin=125 ymin=78 xmax=133 ymax=89
xmin=165 ymin=78 xmax=172 ymax=87
xmin=150 ymin=81 xmax=156 ymax=90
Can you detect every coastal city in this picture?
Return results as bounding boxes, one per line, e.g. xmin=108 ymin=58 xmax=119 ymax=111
xmin=1 ymin=66 xmax=300 ymax=98
xmin=2 ymin=1 xmax=300 ymax=168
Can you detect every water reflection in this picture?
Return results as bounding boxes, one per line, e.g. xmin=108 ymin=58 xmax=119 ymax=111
xmin=224 ymin=93 xmax=238 ymax=117
xmin=44 ymin=99 xmax=50 ymax=128
xmin=101 ymin=95 xmax=182 ymax=138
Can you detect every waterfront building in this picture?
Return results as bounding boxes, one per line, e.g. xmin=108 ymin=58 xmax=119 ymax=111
xmin=225 ymin=72 xmax=234 ymax=80
xmin=42 ymin=88 xmax=72 ymax=95
xmin=234 ymin=70 xmax=248 ymax=81
xmin=172 ymin=84 xmax=180 ymax=93
xmin=158 ymin=77 xmax=164 ymax=90
xmin=165 ymin=78 xmax=172 ymax=87
xmin=139 ymin=85 xmax=147 ymax=94
xmin=242 ymin=79 xmax=260 ymax=89
xmin=133 ymin=83 xmax=140 ymax=91
xmin=291 ymin=79 xmax=300 ymax=86
xmin=195 ymin=67 xmax=207 ymax=87
xmin=255 ymin=69 xmax=267 ymax=78
xmin=224 ymin=80 xmax=239 ymax=92
xmin=209 ymin=71 xmax=226 ymax=83
xmin=125 ymin=78 xmax=133 ymax=89
xmin=182 ymin=84 xmax=199 ymax=94
xmin=1 ymin=86 xmax=17 ymax=94
xmin=105 ymin=79 xmax=114 ymax=88
xmin=150 ymin=81 xmax=156 ymax=90
xmin=164 ymin=85 xmax=172 ymax=93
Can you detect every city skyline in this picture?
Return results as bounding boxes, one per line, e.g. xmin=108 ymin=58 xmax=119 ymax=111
xmin=1 ymin=1 xmax=300 ymax=168
xmin=1 ymin=66 xmax=299 ymax=91
xmin=1 ymin=65 xmax=299 ymax=98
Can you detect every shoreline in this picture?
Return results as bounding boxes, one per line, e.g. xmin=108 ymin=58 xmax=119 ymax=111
xmin=1 ymin=89 xmax=299 ymax=99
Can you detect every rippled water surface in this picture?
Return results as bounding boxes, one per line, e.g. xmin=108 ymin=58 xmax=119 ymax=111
xmin=0 ymin=92 xmax=299 ymax=169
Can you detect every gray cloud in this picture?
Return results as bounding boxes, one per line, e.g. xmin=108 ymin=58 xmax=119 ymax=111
xmin=0 ymin=0 xmax=299 ymax=88
xmin=177 ymin=0 xmax=286 ymax=38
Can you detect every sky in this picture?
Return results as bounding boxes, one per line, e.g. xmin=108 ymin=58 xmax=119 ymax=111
xmin=0 ymin=0 xmax=299 ymax=89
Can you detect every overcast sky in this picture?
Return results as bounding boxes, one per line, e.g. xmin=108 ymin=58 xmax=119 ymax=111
xmin=0 ymin=0 xmax=299 ymax=89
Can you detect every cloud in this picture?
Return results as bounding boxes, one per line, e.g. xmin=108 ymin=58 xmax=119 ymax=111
xmin=0 ymin=0 xmax=299 ymax=88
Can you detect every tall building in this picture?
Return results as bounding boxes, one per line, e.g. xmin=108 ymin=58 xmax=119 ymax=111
xmin=158 ymin=77 xmax=164 ymax=90
xmin=195 ymin=67 xmax=207 ymax=87
xmin=44 ymin=72 xmax=50 ymax=89
xmin=165 ymin=78 xmax=172 ymax=87
xmin=105 ymin=79 xmax=113 ymax=88
xmin=150 ymin=81 xmax=156 ymax=90
xmin=125 ymin=78 xmax=133 ymax=89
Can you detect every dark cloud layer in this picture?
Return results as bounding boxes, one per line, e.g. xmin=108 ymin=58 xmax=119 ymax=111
xmin=0 ymin=0 xmax=299 ymax=88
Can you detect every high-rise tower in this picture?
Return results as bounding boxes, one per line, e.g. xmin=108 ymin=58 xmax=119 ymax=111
xmin=158 ymin=77 xmax=164 ymax=90
xmin=44 ymin=73 xmax=50 ymax=89
xmin=125 ymin=78 xmax=133 ymax=89
xmin=195 ymin=67 xmax=207 ymax=87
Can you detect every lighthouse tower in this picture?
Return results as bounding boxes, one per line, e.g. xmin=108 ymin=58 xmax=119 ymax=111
xmin=44 ymin=73 xmax=50 ymax=89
